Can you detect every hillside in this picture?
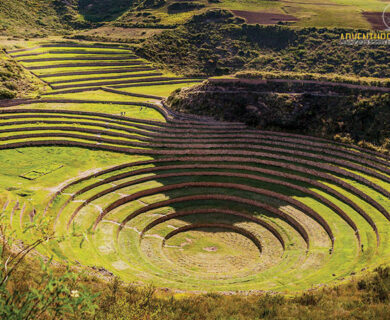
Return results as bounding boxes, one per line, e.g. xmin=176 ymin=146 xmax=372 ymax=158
xmin=167 ymin=78 xmax=390 ymax=151
xmin=137 ymin=10 xmax=390 ymax=78
xmin=0 ymin=0 xmax=388 ymax=38
xmin=1 ymin=40 xmax=390 ymax=290
xmin=0 ymin=51 xmax=43 ymax=98
xmin=0 ymin=0 xmax=65 ymax=35
xmin=0 ymin=0 xmax=390 ymax=318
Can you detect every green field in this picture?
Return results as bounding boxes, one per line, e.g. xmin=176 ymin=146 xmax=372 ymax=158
xmin=1 ymin=0 xmax=386 ymax=42
xmin=113 ymin=0 xmax=387 ymax=29
xmin=1 ymin=42 xmax=390 ymax=294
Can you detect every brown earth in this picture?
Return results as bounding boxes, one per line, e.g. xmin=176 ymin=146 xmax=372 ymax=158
xmin=362 ymin=12 xmax=388 ymax=30
xmin=231 ymin=10 xmax=298 ymax=25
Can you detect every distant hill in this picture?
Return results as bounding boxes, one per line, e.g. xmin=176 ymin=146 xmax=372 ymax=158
xmin=0 ymin=0 xmax=63 ymax=35
xmin=0 ymin=0 xmax=88 ymax=35
xmin=0 ymin=0 xmax=387 ymax=37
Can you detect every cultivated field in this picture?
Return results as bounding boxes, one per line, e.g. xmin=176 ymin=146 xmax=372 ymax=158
xmin=1 ymin=42 xmax=390 ymax=293
xmin=119 ymin=0 xmax=388 ymax=29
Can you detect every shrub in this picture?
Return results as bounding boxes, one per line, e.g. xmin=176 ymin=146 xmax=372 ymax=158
xmin=294 ymin=293 xmax=322 ymax=306
xmin=167 ymin=2 xmax=205 ymax=13
xmin=0 ymin=209 xmax=98 ymax=319
xmin=138 ymin=11 xmax=389 ymax=78
xmin=0 ymin=87 xmax=16 ymax=99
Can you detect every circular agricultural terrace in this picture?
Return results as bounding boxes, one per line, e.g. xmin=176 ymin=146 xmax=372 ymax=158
xmin=2 ymin=44 xmax=390 ymax=292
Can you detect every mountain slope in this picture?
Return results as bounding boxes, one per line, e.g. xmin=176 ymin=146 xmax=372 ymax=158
xmin=0 ymin=0 xmax=91 ymax=36
xmin=0 ymin=0 xmax=63 ymax=35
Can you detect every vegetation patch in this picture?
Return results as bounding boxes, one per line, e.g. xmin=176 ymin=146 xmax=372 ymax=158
xmin=78 ymin=0 xmax=133 ymax=22
xmin=231 ymin=10 xmax=299 ymax=25
xmin=19 ymin=163 xmax=64 ymax=180
xmin=0 ymin=52 xmax=42 ymax=99
xmin=0 ymin=39 xmax=390 ymax=318
xmin=167 ymin=2 xmax=205 ymax=14
xmin=7 ymin=43 xmax=198 ymax=94
xmin=137 ymin=9 xmax=389 ymax=77
xmin=167 ymin=79 xmax=390 ymax=152
xmin=1 ymin=74 xmax=389 ymax=291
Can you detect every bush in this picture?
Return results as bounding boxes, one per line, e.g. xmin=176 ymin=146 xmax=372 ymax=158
xmin=294 ymin=293 xmax=322 ymax=306
xmin=136 ymin=0 xmax=166 ymax=10
xmin=0 ymin=87 xmax=16 ymax=99
xmin=167 ymin=2 xmax=205 ymax=13
xmin=138 ymin=11 xmax=389 ymax=78
xmin=0 ymin=210 xmax=98 ymax=319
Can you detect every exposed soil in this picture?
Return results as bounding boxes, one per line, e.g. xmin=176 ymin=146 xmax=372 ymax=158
xmin=231 ymin=10 xmax=298 ymax=25
xmin=203 ymin=246 xmax=218 ymax=252
xmin=362 ymin=12 xmax=388 ymax=30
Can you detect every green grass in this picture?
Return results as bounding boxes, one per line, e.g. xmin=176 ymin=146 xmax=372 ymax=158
xmin=23 ymin=59 xmax=145 ymax=68
xmin=1 ymin=41 xmax=390 ymax=294
xmin=215 ymin=0 xmax=281 ymax=12
xmin=12 ymin=102 xmax=166 ymax=121
xmin=19 ymin=163 xmax=63 ymax=180
xmin=14 ymin=53 xmax=134 ymax=60
xmin=1 ymin=0 xmax=385 ymax=42
xmin=289 ymin=3 xmax=372 ymax=28
xmin=42 ymin=71 xmax=158 ymax=82
xmin=34 ymin=65 xmax=153 ymax=76
xmin=3 ymin=140 xmax=390 ymax=291
xmin=39 ymin=158 xmax=389 ymax=291
xmin=215 ymin=0 xmax=383 ymax=28
xmin=48 ymin=75 xmax=165 ymax=88
xmin=117 ymin=82 xmax=203 ymax=97
xmin=110 ymin=0 xmax=386 ymax=29
xmin=331 ymin=0 xmax=385 ymax=11
xmin=12 ymin=47 xmax=132 ymax=55
xmin=10 ymin=44 xmax=197 ymax=96
xmin=114 ymin=0 xmax=388 ymax=29
xmin=43 ymin=90 xmax=155 ymax=102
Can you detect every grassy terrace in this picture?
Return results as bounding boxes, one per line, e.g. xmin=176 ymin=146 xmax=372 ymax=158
xmin=1 ymin=106 xmax=390 ymax=291
xmin=1 ymin=42 xmax=390 ymax=293
xmin=8 ymin=44 xmax=202 ymax=93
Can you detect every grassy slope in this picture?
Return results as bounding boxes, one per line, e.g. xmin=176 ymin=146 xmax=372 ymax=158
xmin=0 ymin=0 xmax=388 ymax=314
xmin=0 ymin=51 xmax=45 ymax=98
xmin=1 ymin=35 xmax=390 ymax=318
xmin=12 ymin=101 xmax=166 ymax=121
xmin=112 ymin=0 xmax=384 ymax=29
xmin=2 ymin=100 xmax=388 ymax=291
xmin=117 ymin=82 xmax=204 ymax=97
xmin=136 ymin=11 xmax=390 ymax=78
xmin=166 ymin=80 xmax=390 ymax=153
xmin=1 ymin=108 xmax=386 ymax=291
xmin=0 ymin=0 xmax=64 ymax=36
xmin=0 ymin=0 xmax=386 ymax=40
xmin=7 ymin=251 xmax=390 ymax=320
xmin=86 ymin=265 xmax=390 ymax=320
